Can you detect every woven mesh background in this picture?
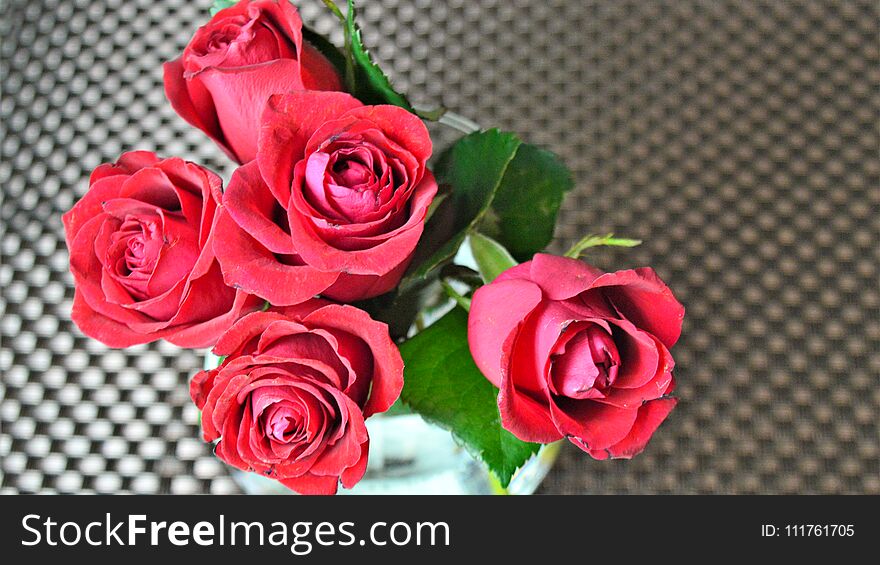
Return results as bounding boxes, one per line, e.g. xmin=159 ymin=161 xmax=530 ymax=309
xmin=1 ymin=0 xmax=878 ymax=494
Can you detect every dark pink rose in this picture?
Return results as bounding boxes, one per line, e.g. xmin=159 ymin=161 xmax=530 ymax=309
xmin=164 ymin=0 xmax=342 ymax=164
xmin=62 ymin=151 xmax=260 ymax=348
xmin=190 ymin=300 xmax=404 ymax=494
xmin=213 ymin=90 xmax=437 ymax=304
xmin=468 ymin=254 xmax=684 ymax=459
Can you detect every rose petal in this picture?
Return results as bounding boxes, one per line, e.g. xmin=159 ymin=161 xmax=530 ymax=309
xmin=196 ymin=59 xmax=307 ymax=164
xmin=278 ymin=473 xmax=339 ymax=495
xmin=307 ymin=393 xmax=367 ymax=476
xmin=551 ymin=400 xmax=639 ymax=452
xmin=70 ymin=216 xmax=150 ymax=327
xmin=213 ymin=208 xmax=339 ymax=305
xmin=527 ymin=254 xmax=605 ymax=301
xmin=88 ymin=151 xmax=162 ymax=184
xmin=62 ymin=177 xmax=130 ymax=245
xmin=163 ymin=59 xmax=231 ymax=160
xmin=286 ymin=197 xmax=424 ymax=276
xmin=212 ymin=310 xmax=290 ymax=357
xmin=299 ymin=40 xmax=344 ymax=91
xmin=590 ymin=267 xmax=685 ymax=348
xmin=69 ymin=291 xmax=161 ymax=347
xmin=586 ymin=397 xmax=677 ymax=460
xmin=507 ymin=301 xmax=603 ymax=397
xmin=339 ymin=438 xmax=369 ymax=489
xmin=166 ymin=288 xmax=260 ymax=349
xmin=598 ymin=335 xmax=675 ymax=409
xmin=256 ymin=322 xmax=350 ymax=390
xmin=498 ymin=373 xmax=564 ymax=443
xmin=606 ymin=317 xmax=662 ymax=389
xmin=190 ymin=369 xmax=217 ymax=412
xmin=299 ymin=303 xmax=403 ymax=417
xmin=321 ymin=256 xmax=411 ymax=302
xmin=223 ymin=161 xmax=298 ymax=255
xmin=468 ymin=278 xmax=543 ymax=388
xmin=307 ymin=105 xmax=432 ymax=167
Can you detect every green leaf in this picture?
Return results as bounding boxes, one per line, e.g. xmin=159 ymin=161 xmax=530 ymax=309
xmin=209 ymin=0 xmax=236 ymax=16
xmin=399 ymin=308 xmax=541 ymax=486
xmin=439 ymin=130 xmax=524 ymax=222
xmin=468 ymin=232 xmax=518 ymax=284
xmin=404 ymin=130 xmax=573 ymax=283
xmin=565 ymin=233 xmax=642 ymax=258
xmin=481 ymin=143 xmax=574 ymax=261
xmin=405 ymin=129 xmax=522 ymax=282
xmin=341 ymin=0 xmax=413 ymax=110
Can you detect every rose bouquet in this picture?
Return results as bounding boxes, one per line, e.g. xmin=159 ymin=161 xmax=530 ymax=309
xmin=63 ymin=0 xmax=684 ymax=495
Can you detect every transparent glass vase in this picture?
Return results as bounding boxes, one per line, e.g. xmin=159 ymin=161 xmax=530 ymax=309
xmin=231 ymin=413 xmax=560 ymax=495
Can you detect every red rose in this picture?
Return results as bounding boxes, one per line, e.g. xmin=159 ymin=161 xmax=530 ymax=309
xmin=190 ymin=300 xmax=403 ymax=494
xmin=468 ymin=254 xmax=684 ymax=459
xmin=62 ymin=151 xmax=259 ymax=348
xmin=163 ymin=0 xmax=342 ymax=164
xmin=214 ymin=90 xmax=437 ymax=304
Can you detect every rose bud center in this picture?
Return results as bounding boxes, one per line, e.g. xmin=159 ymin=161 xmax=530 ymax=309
xmin=205 ymin=22 xmax=245 ymax=53
xmin=550 ymin=324 xmax=620 ymax=400
xmin=103 ymin=206 xmax=200 ymax=302
xmin=304 ymin=136 xmax=409 ymax=225
xmin=193 ymin=15 xmax=284 ymax=69
xmin=107 ymin=217 xmax=162 ymax=300
xmin=249 ymin=383 xmax=335 ymax=462
xmin=263 ymin=400 xmax=309 ymax=444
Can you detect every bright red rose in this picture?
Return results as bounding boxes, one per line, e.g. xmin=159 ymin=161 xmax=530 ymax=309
xmin=163 ymin=0 xmax=342 ymax=164
xmin=190 ymin=300 xmax=403 ymax=494
xmin=62 ymin=151 xmax=260 ymax=348
xmin=468 ymin=254 xmax=684 ymax=460
xmin=213 ymin=90 xmax=437 ymax=304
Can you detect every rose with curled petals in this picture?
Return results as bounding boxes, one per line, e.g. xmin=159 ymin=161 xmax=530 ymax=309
xmin=467 ymin=254 xmax=684 ymax=460
xmin=164 ymin=0 xmax=343 ymax=164
xmin=62 ymin=151 xmax=260 ymax=348
xmin=213 ymin=90 xmax=437 ymax=304
xmin=190 ymin=300 xmax=403 ymax=494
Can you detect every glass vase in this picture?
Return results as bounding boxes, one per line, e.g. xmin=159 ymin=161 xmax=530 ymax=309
xmin=231 ymin=412 xmax=560 ymax=495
